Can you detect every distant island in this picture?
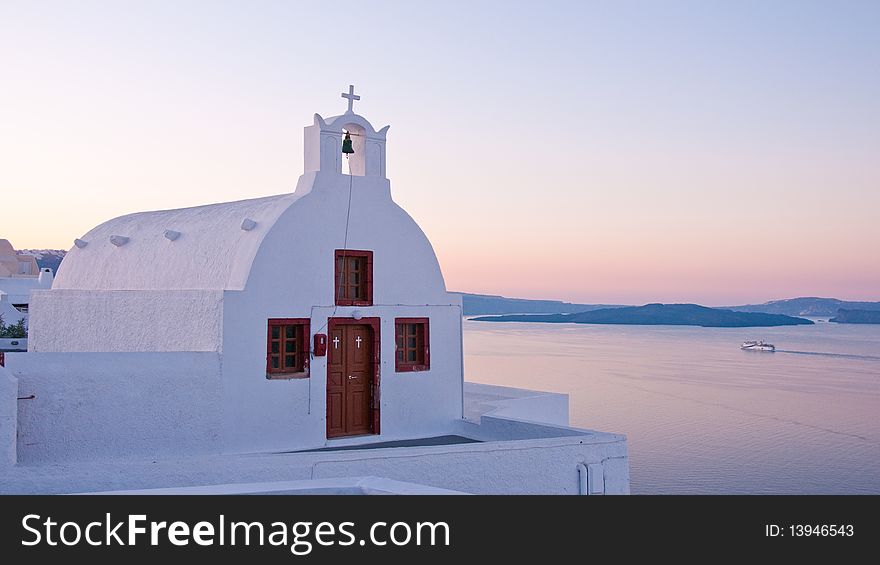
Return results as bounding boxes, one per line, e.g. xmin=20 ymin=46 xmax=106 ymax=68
xmin=454 ymin=292 xmax=622 ymax=316
xmin=830 ymin=309 xmax=880 ymax=324
xmin=455 ymin=292 xmax=880 ymax=318
xmin=472 ymin=303 xmax=814 ymax=328
xmin=726 ymin=297 xmax=880 ymax=318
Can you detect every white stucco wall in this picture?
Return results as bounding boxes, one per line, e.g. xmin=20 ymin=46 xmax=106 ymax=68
xmin=220 ymin=300 xmax=463 ymax=454
xmin=0 ymin=338 xmax=27 ymax=352
xmin=0 ymin=272 xmax=53 ymax=306
xmin=0 ymin=292 xmax=27 ymax=326
xmin=0 ymin=412 xmax=629 ymax=494
xmin=310 ymin=429 xmax=630 ymax=495
xmin=27 ymin=290 xmax=223 ymax=352
xmin=0 ymin=365 xmax=16 ymax=466
xmin=88 ymin=477 xmax=465 ymax=495
xmin=464 ymin=382 xmax=570 ymax=426
xmin=216 ymin=168 xmax=461 ymax=454
xmin=7 ymin=352 xmax=222 ymax=464
xmin=248 ymin=170 xmax=450 ymax=306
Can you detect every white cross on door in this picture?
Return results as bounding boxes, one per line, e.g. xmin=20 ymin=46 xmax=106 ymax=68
xmin=355 ymin=336 xmax=362 ymax=348
xmin=333 ymin=336 xmax=340 ymax=349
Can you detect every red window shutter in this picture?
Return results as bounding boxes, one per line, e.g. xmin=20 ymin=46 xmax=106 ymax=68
xmin=423 ymin=320 xmax=430 ymax=370
xmin=365 ymin=252 xmax=374 ymax=305
xmin=334 ymin=250 xmax=373 ymax=306
xmin=394 ymin=317 xmax=429 ymax=372
xmin=266 ymin=321 xmax=274 ymax=374
xmin=266 ymin=318 xmax=310 ymax=378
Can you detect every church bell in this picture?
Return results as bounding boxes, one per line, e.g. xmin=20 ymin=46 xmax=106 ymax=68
xmin=341 ymin=132 xmax=354 ymax=155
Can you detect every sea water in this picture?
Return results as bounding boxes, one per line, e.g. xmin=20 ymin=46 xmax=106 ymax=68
xmin=463 ymin=319 xmax=880 ymax=494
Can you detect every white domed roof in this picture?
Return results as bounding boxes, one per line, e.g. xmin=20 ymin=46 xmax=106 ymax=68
xmin=53 ymin=176 xmax=449 ymax=303
xmin=55 ymin=193 xmax=303 ymax=291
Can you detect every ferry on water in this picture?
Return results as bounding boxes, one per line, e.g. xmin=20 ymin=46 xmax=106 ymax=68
xmin=741 ymin=340 xmax=775 ymax=352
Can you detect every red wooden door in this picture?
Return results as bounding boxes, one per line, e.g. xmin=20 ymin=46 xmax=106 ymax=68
xmin=327 ymin=323 xmax=374 ymax=438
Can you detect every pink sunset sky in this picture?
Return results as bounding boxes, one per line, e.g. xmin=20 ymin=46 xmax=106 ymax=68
xmin=1 ymin=1 xmax=878 ymax=306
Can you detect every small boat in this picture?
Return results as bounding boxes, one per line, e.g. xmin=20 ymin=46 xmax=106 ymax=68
xmin=741 ymin=340 xmax=775 ymax=352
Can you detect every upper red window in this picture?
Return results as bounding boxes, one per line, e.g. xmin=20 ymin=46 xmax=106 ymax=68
xmin=267 ymin=318 xmax=310 ymax=378
xmin=335 ymin=250 xmax=373 ymax=306
xmin=395 ymin=318 xmax=430 ymax=372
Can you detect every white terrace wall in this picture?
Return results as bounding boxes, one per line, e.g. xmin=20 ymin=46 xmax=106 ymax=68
xmin=0 ymin=415 xmax=629 ymax=494
xmin=7 ymin=352 xmax=222 ymax=464
xmin=309 ymin=422 xmax=630 ymax=495
xmin=27 ymin=290 xmax=223 ymax=352
xmin=464 ymin=382 xmax=570 ymax=426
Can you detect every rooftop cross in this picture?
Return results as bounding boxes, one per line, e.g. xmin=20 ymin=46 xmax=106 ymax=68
xmin=341 ymin=84 xmax=360 ymax=113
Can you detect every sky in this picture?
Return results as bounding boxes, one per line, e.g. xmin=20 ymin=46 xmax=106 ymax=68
xmin=1 ymin=0 xmax=878 ymax=305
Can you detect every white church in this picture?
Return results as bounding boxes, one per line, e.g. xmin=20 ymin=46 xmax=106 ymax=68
xmin=0 ymin=88 xmax=629 ymax=495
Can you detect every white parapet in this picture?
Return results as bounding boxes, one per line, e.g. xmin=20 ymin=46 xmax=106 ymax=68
xmin=7 ymin=351 xmax=223 ymax=464
xmin=78 ymin=477 xmax=466 ymax=496
xmin=0 ymin=371 xmax=629 ymax=494
xmin=0 ymin=365 xmax=16 ymax=466
xmin=463 ymin=382 xmax=570 ymax=426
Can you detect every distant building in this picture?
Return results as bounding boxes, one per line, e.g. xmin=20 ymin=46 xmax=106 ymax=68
xmin=0 ymin=239 xmax=53 ymax=317
xmin=0 ymin=239 xmax=39 ymax=277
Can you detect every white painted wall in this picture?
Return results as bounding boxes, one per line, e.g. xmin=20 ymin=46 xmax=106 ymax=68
xmin=87 ymin=477 xmax=466 ymax=495
xmin=0 ymin=415 xmax=629 ymax=494
xmin=464 ymin=382 xmax=570 ymax=426
xmin=221 ymin=301 xmax=462 ymax=454
xmin=7 ymin=352 xmax=222 ymax=464
xmin=0 ymin=272 xmax=53 ymax=306
xmin=216 ymin=165 xmax=461 ymax=454
xmin=0 ymin=338 xmax=27 ymax=351
xmin=310 ymin=429 xmax=630 ymax=495
xmin=252 ymin=170 xmax=450 ymax=306
xmin=0 ymin=293 xmax=27 ymax=326
xmin=304 ymin=112 xmax=389 ymax=178
xmin=0 ymin=365 xmax=16 ymax=466
xmin=27 ymin=290 xmax=223 ymax=352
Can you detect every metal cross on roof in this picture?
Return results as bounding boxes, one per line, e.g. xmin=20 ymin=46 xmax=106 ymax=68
xmin=341 ymin=84 xmax=360 ymax=113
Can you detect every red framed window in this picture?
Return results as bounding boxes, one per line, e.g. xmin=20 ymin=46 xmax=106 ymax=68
xmin=335 ymin=250 xmax=373 ymax=306
xmin=267 ymin=318 xmax=310 ymax=378
xmin=395 ymin=318 xmax=430 ymax=372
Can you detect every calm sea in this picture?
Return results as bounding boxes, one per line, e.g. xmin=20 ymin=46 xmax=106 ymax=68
xmin=463 ymin=319 xmax=880 ymax=494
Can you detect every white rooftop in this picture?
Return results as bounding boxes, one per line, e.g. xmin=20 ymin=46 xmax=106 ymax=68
xmin=55 ymin=193 xmax=301 ymax=291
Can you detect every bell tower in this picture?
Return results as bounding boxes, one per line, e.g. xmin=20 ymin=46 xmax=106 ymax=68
xmin=303 ymin=85 xmax=390 ymax=178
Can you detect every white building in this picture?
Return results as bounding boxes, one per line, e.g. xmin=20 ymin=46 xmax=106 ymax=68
xmin=0 ymin=239 xmax=40 ymax=279
xmin=0 ymin=239 xmax=53 ymax=321
xmin=2 ymin=88 xmax=629 ymax=494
